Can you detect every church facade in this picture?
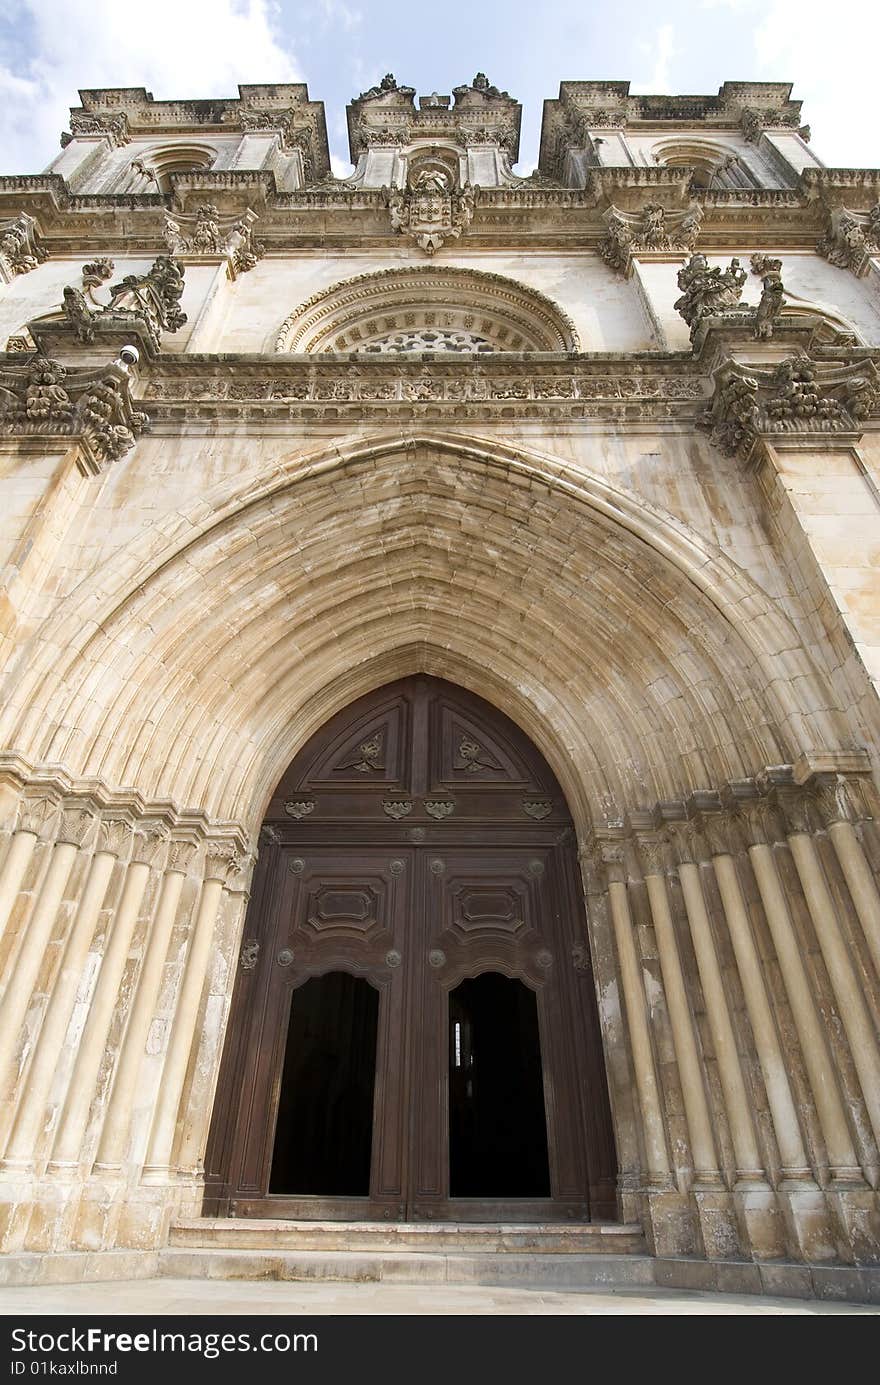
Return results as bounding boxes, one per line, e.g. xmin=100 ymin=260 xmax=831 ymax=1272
xmin=1 ymin=72 xmax=880 ymax=1297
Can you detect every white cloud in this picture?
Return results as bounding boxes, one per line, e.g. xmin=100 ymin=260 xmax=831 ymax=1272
xmin=705 ymin=0 xmax=880 ymax=167
xmin=0 ymin=0 xmax=302 ymax=173
xmin=632 ymin=23 xmax=677 ymax=94
xmin=752 ymin=0 xmax=879 ymax=166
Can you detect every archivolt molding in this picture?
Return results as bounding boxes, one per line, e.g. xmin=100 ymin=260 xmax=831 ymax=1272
xmin=0 ymin=433 xmax=854 ymax=828
xmin=273 ymin=266 xmax=580 ymax=353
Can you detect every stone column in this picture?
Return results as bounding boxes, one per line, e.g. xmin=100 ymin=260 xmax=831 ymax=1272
xmin=781 ymin=791 xmax=880 ymax=1157
xmin=92 ymin=838 xmax=197 ymax=1172
xmin=816 ymin=777 xmax=880 ymax=985
xmin=0 ymin=802 xmax=41 ymax=950
xmin=0 ymin=803 xmax=97 ymax=1104
xmin=743 ymin=798 xmax=866 ymax=1262
xmin=669 ymin=824 xmax=784 ymax=1260
xmin=705 ymin=809 xmax=838 ymax=1262
xmin=0 ymin=795 xmax=62 ymax=974
xmin=600 ymin=843 xmax=691 ymax=1255
xmin=47 ymin=825 xmax=169 ymax=1171
xmin=1 ymin=818 xmax=132 ymax=1169
xmin=637 ymin=835 xmax=737 ymax=1258
xmin=142 ymin=843 xmax=241 ymax=1181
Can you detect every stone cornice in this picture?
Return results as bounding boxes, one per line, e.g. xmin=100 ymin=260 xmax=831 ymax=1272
xmin=4 ymin=172 xmax=879 ymax=253
xmin=0 ymin=751 xmax=250 ymax=855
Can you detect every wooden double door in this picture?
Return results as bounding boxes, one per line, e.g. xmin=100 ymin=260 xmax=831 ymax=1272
xmin=205 ymin=677 xmax=617 ymax=1222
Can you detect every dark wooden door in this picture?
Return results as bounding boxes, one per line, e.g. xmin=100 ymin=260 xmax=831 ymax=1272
xmin=205 ymin=676 xmax=617 ymax=1222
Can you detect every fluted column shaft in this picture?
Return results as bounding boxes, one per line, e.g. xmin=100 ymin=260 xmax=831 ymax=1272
xmin=143 ymin=847 xmax=238 ymax=1175
xmin=0 ymin=806 xmax=94 ymax=1097
xmin=677 ymin=859 xmax=763 ymax=1176
xmin=604 ymin=861 xmax=671 ymax=1184
xmin=711 ymin=845 xmax=810 ymax=1175
xmin=94 ymin=857 xmax=190 ymax=1169
xmin=2 ymin=840 xmax=120 ymax=1165
xmin=0 ymin=830 xmax=37 ymax=949
xmin=49 ymin=837 xmax=161 ymax=1168
xmin=827 ymin=819 xmax=880 ymax=982
xmin=785 ymin=825 xmax=880 ymax=1150
xmin=747 ymin=838 xmax=861 ymax=1176
xmin=642 ymin=859 xmax=720 ymax=1181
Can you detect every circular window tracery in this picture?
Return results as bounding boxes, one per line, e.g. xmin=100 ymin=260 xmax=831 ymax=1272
xmin=362 ymin=328 xmax=495 ymax=354
xmin=274 ymin=267 xmax=579 ymax=354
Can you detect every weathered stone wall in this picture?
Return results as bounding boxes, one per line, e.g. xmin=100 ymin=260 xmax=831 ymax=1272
xmin=0 ymin=76 xmax=879 ymax=1275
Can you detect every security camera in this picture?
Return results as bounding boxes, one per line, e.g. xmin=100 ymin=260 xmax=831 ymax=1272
xmin=117 ymin=344 xmax=140 ymax=368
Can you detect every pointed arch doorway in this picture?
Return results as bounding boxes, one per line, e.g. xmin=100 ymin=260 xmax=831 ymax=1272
xmin=205 ymin=676 xmax=617 ymax=1222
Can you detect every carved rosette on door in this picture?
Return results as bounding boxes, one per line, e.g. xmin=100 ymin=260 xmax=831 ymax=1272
xmin=205 ymin=675 xmax=617 ymax=1223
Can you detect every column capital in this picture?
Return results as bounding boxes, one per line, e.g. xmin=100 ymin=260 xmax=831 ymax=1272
xmin=813 ymin=775 xmax=857 ymax=829
xmin=597 ymin=839 xmax=627 ymax=886
xmin=739 ymin=795 xmax=788 ymax=848
xmin=776 ymin=788 xmax=821 ymax=837
xmin=636 ymin=833 xmax=671 ymax=878
xmin=166 ymin=836 xmax=199 ymax=874
xmin=17 ymin=792 xmax=64 ymax=841
xmin=130 ymin=821 xmax=170 ymax=867
xmin=57 ymin=802 xmax=100 ymax=849
xmin=700 ymin=808 xmax=746 ymax=858
xmin=97 ymin=814 xmax=135 ymax=859
xmin=204 ymin=839 xmax=246 ymax=884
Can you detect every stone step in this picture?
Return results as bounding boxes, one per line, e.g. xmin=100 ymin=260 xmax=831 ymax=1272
xmin=169 ymin=1218 xmax=646 ymax=1256
xmin=159 ymin=1246 xmax=656 ymax=1288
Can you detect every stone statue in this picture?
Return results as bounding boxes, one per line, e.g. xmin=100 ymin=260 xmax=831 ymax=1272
xmin=674 ymin=253 xmax=747 ymax=340
xmin=753 ymin=257 xmax=785 ymax=339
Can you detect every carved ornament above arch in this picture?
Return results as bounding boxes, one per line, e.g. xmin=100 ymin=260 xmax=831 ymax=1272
xmin=274 ymin=266 xmax=580 ymax=354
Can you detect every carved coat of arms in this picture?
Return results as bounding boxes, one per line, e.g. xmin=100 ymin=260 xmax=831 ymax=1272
xmin=388 ymin=170 xmax=475 ymax=255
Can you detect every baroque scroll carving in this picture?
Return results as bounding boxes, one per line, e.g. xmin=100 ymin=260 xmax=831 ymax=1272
xmin=0 ymin=355 xmax=149 ymax=469
xmin=817 ymin=205 xmax=880 ymax=278
xmin=699 ymin=355 xmax=880 ymax=461
xmin=598 ymin=202 xmax=702 ymax=277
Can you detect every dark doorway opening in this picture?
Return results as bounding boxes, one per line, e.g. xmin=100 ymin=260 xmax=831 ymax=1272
xmin=269 ymin=971 xmax=379 ymax=1196
xmin=448 ymin=973 xmax=551 ymax=1199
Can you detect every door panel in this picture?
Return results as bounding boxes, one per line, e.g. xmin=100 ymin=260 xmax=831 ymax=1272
xmin=204 ymin=676 xmax=618 ymax=1222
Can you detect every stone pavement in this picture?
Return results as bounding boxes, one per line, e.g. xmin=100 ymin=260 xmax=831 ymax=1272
xmin=0 ymin=1278 xmax=877 ymax=1315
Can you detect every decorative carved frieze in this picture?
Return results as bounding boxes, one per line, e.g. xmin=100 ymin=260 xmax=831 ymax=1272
xmin=699 ymin=355 xmax=880 ymax=462
xmin=0 ymin=356 xmax=149 ymax=471
xmin=674 ymin=254 xmax=747 ymax=342
xmin=142 ymin=356 xmax=707 ymax=430
xmin=0 ymin=214 xmax=47 ymax=280
xmin=598 ymin=202 xmax=702 ymax=277
xmin=163 ymin=206 xmax=264 ymax=275
xmin=817 ymin=205 xmax=880 ymax=278
xmin=388 ymin=171 xmax=475 ymax=255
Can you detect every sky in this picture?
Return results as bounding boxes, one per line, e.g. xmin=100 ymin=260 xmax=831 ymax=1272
xmin=0 ymin=0 xmax=877 ymax=178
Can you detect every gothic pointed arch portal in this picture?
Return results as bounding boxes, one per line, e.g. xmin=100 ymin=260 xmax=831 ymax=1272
xmin=205 ymin=675 xmax=618 ymax=1222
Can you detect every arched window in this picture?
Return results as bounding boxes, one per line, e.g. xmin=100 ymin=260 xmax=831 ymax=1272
xmin=121 ymin=144 xmax=216 ymax=194
xmin=652 ymin=140 xmax=759 ymax=192
xmin=275 ymin=267 xmax=580 ymax=354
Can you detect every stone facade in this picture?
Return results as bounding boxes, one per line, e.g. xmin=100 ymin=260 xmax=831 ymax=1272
xmin=0 ymin=74 xmax=879 ymax=1286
